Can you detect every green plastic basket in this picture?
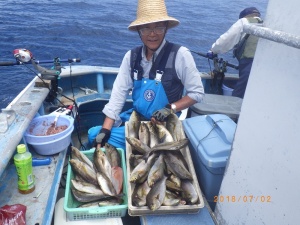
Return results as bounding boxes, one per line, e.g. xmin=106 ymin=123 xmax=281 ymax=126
xmin=64 ymin=148 xmax=128 ymax=221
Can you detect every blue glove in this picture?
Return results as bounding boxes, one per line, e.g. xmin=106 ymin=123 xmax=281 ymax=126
xmin=152 ymin=107 xmax=172 ymax=122
xmin=206 ymin=50 xmax=218 ymax=59
xmin=93 ymin=128 xmax=111 ymax=147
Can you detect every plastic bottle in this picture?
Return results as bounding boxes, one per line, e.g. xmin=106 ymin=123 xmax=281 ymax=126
xmin=14 ymin=144 xmax=35 ymax=194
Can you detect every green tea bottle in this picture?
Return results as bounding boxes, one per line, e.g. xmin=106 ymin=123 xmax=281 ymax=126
xmin=14 ymin=144 xmax=35 ymax=194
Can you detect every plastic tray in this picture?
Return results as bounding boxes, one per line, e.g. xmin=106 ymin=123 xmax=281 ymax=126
xmin=125 ymin=121 xmax=204 ymax=216
xmin=64 ymin=148 xmax=128 ymax=221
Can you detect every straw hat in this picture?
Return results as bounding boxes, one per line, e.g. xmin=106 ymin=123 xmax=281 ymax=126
xmin=128 ymin=0 xmax=180 ymax=31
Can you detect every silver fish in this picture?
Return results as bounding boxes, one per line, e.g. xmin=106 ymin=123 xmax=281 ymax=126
xmin=69 ymin=159 xmax=98 ymax=185
xmin=146 ymin=121 xmax=160 ymax=148
xmin=132 ymin=179 xmax=151 ymax=207
xmin=166 ymin=113 xmax=184 ymax=141
xmin=150 ymin=138 xmax=189 ymax=152
xmin=126 ymin=137 xmax=151 ymax=154
xmin=71 ymin=187 xmax=107 ymax=203
xmin=127 ymin=110 xmax=141 ymax=138
xmin=146 ymin=175 xmax=168 ymax=211
xmin=130 ymin=159 xmax=150 ymax=184
xmin=166 ymin=180 xmax=183 ymax=192
xmin=164 ymin=152 xmax=193 ymax=180
xmin=181 ymin=180 xmax=199 ymax=204
xmin=169 ymin=174 xmax=181 ymax=188
xmin=78 ymin=197 xmax=123 ymax=208
xmin=129 ymin=154 xmax=144 ymax=168
xmin=93 ymin=148 xmax=112 ymax=180
xmin=97 ymin=198 xmax=123 ymax=206
xmin=71 ymin=179 xmax=102 ymax=195
xmin=96 ymin=172 xmax=117 ymax=196
xmin=71 ymin=146 xmax=94 ymax=169
xmin=155 ymin=123 xmax=174 ymax=143
xmin=147 ymin=153 xmax=165 ymax=187
xmin=105 ymin=143 xmax=121 ymax=167
xmin=162 ymin=190 xmax=181 ymax=206
xmin=138 ymin=122 xmax=150 ymax=147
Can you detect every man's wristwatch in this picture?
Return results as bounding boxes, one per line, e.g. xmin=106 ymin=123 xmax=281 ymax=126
xmin=166 ymin=103 xmax=177 ymax=113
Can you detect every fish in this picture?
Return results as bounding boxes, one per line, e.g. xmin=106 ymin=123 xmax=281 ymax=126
xmin=181 ymin=180 xmax=199 ymax=204
xmin=96 ymin=172 xmax=117 ymax=196
xmin=71 ymin=187 xmax=107 ymax=203
xmin=77 ymin=198 xmax=123 ymax=208
xmin=97 ymin=197 xmax=123 ymax=206
xmin=147 ymin=153 xmax=165 ymax=187
xmin=146 ymin=121 xmax=160 ymax=148
xmin=105 ymin=143 xmax=121 ymax=167
xmin=69 ymin=159 xmax=98 ymax=185
xmin=166 ymin=113 xmax=184 ymax=141
xmin=162 ymin=190 xmax=182 ymax=206
xmin=71 ymin=179 xmax=102 ymax=195
xmin=146 ymin=175 xmax=168 ymax=211
xmin=132 ymin=179 xmax=151 ymax=207
xmin=93 ymin=148 xmax=112 ymax=180
xmin=164 ymin=152 xmax=193 ymax=180
xmin=127 ymin=110 xmax=141 ymax=138
xmin=129 ymin=154 xmax=144 ymax=167
xmin=71 ymin=146 xmax=94 ymax=169
xmin=155 ymin=123 xmax=174 ymax=143
xmin=150 ymin=138 xmax=189 ymax=152
xmin=111 ymin=166 xmax=123 ymax=195
xmin=138 ymin=122 xmax=150 ymax=147
xmin=169 ymin=174 xmax=181 ymax=189
xmin=166 ymin=180 xmax=183 ymax=192
xmin=126 ymin=137 xmax=151 ymax=154
xmin=129 ymin=159 xmax=150 ymax=184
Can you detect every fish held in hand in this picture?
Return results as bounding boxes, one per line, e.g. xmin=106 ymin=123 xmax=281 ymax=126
xmin=93 ymin=148 xmax=112 ymax=179
xmin=105 ymin=143 xmax=121 ymax=167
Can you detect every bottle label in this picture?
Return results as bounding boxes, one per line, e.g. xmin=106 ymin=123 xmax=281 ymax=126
xmin=15 ymin=158 xmax=35 ymax=191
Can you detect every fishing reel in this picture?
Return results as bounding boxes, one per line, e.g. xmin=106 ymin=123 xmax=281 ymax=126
xmin=13 ymin=48 xmax=80 ymax=102
xmin=191 ymin=50 xmax=239 ymax=95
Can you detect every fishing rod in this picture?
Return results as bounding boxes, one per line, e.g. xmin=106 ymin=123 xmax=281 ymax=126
xmin=0 ymin=49 xmax=81 ymax=66
xmin=191 ymin=50 xmax=239 ymax=70
xmin=191 ymin=50 xmax=239 ymax=95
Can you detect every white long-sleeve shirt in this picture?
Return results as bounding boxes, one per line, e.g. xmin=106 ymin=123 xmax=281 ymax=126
xmin=103 ymin=39 xmax=204 ymax=126
xmin=211 ymin=17 xmax=261 ymax=54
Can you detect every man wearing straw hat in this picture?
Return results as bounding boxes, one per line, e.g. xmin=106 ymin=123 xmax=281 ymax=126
xmin=89 ymin=0 xmax=204 ymax=149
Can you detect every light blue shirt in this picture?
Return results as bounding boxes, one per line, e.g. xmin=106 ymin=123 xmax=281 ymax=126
xmin=103 ymin=39 xmax=204 ymax=126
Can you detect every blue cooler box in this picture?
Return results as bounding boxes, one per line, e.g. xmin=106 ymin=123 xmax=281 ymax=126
xmin=182 ymin=114 xmax=236 ymax=210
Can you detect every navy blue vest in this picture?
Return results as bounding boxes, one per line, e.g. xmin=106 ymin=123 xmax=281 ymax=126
xmin=130 ymin=42 xmax=183 ymax=104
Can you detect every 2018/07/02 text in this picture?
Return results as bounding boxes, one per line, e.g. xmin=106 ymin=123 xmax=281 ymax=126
xmin=214 ymin=195 xmax=271 ymax=203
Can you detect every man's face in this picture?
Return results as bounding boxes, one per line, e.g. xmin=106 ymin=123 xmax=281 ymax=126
xmin=138 ymin=22 xmax=167 ymax=51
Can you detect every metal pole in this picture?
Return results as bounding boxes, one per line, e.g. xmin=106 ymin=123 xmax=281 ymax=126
xmin=243 ymin=24 xmax=300 ymax=49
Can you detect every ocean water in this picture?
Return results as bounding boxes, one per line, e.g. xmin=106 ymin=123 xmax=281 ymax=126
xmin=0 ymin=0 xmax=269 ymax=109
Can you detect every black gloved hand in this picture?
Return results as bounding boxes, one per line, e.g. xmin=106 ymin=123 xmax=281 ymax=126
xmin=206 ymin=50 xmax=218 ymax=59
xmin=93 ymin=128 xmax=111 ymax=147
xmin=152 ymin=107 xmax=172 ymax=122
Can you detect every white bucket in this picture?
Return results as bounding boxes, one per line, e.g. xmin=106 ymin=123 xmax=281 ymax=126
xmin=222 ymin=84 xmax=234 ymax=96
